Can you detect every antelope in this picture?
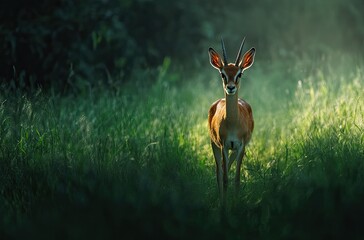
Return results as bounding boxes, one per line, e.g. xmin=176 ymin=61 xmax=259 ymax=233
xmin=208 ymin=37 xmax=256 ymax=202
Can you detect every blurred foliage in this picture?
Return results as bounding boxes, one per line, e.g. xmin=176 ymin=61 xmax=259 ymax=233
xmin=0 ymin=0 xmax=210 ymax=92
xmin=0 ymin=0 xmax=363 ymax=92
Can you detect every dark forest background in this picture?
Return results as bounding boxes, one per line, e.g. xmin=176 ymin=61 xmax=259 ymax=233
xmin=1 ymin=0 xmax=363 ymax=92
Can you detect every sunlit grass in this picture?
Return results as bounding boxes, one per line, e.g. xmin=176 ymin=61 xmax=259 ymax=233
xmin=0 ymin=55 xmax=363 ymax=239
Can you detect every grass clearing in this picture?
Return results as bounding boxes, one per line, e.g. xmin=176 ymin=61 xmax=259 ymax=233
xmin=0 ymin=54 xmax=363 ymax=239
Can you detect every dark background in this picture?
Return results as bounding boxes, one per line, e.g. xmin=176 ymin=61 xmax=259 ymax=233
xmin=1 ymin=0 xmax=363 ymax=92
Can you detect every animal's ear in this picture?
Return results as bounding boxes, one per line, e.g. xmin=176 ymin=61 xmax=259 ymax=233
xmin=239 ymin=47 xmax=256 ymax=70
xmin=208 ymin=48 xmax=224 ymax=70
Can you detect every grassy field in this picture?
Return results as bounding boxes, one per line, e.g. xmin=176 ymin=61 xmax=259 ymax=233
xmin=1 ymin=54 xmax=363 ymax=239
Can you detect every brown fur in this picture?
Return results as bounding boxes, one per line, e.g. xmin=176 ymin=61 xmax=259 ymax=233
xmin=207 ymin=45 xmax=256 ymax=202
xmin=208 ymin=97 xmax=254 ymax=148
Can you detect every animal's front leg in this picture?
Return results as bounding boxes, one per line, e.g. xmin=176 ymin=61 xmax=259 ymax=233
xmin=222 ymin=145 xmax=230 ymax=196
xmin=235 ymin=144 xmax=246 ymax=191
xmin=211 ymin=141 xmax=223 ymax=201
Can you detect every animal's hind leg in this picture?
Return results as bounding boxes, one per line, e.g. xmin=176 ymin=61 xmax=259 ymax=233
xmin=228 ymin=150 xmax=237 ymax=171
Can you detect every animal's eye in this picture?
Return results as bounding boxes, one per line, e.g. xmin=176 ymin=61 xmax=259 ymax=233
xmin=221 ymin=73 xmax=227 ymax=82
xmin=235 ymin=72 xmax=242 ymax=83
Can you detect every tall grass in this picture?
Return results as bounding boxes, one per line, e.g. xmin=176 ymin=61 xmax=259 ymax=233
xmin=0 ymin=54 xmax=363 ymax=239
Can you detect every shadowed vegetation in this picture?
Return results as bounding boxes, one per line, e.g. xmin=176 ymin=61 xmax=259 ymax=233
xmin=1 ymin=0 xmax=364 ymax=239
xmin=1 ymin=54 xmax=363 ymax=239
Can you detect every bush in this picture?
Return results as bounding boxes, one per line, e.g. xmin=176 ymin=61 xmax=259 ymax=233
xmin=1 ymin=0 xmax=364 ymax=93
xmin=0 ymin=0 xmax=209 ymax=92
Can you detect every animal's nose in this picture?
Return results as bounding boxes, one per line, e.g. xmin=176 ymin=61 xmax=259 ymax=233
xmin=227 ymin=85 xmax=235 ymax=91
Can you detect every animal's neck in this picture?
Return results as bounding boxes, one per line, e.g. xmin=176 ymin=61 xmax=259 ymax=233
xmin=225 ymin=93 xmax=239 ymax=124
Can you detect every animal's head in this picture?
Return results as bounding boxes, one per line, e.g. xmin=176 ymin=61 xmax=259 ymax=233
xmin=208 ymin=38 xmax=256 ymax=95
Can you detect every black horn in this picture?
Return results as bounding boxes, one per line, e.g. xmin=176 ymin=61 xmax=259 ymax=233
xmin=221 ymin=37 xmax=228 ymax=65
xmin=235 ymin=37 xmax=246 ymax=66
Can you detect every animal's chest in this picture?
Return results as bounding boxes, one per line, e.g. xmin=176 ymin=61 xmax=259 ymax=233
xmin=221 ymin=127 xmax=243 ymax=150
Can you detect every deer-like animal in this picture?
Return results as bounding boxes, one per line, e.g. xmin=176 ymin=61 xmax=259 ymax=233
xmin=208 ymin=38 xmax=256 ymax=202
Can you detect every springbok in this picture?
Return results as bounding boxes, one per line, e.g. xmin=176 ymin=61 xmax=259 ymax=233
xmin=208 ymin=38 xmax=256 ymax=202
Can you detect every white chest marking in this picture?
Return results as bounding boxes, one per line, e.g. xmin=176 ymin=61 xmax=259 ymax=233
xmin=225 ymin=131 xmax=242 ymax=150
